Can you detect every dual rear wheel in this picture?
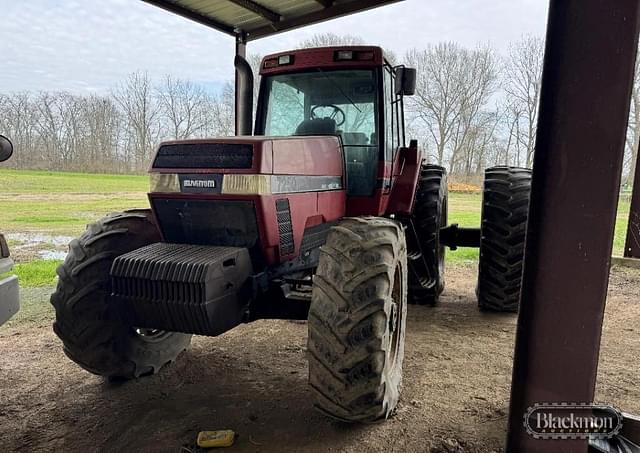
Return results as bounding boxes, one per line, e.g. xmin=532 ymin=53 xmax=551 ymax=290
xmin=407 ymin=164 xmax=532 ymax=312
xmin=477 ymin=167 xmax=532 ymax=312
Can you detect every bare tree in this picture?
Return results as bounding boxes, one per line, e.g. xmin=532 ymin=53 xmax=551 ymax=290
xmin=34 ymin=92 xmax=76 ymax=168
xmin=623 ymin=48 xmax=640 ymax=186
xmin=158 ymin=76 xmax=209 ymax=140
xmin=247 ymin=53 xmax=263 ymax=121
xmin=453 ymin=109 xmax=501 ymax=175
xmin=449 ymin=46 xmax=499 ymax=173
xmin=112 ymin=72 xmax=161 ymax=170
xmin=296 ymin=32 xmax=398 ymax=65
xmin=405 ymin=42 xmax=498 ymax=171
xmin=504 ymin=100 xmax=523 ymax=166
xmin=204 ymin=82 xmax=235 ymax=137
xmin=297 ymin=33 xmax=365 ymax=48
xmin=0 ymin=93 xmax=40 ymax=168
xmin=81 ymin=95 xmax=121 ymax=170
xmin=503 ymin=35 xmax=544 ymax=168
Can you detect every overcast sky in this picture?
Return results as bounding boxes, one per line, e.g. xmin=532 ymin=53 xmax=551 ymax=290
xmin=1 ymin=0 xmax=549 ymax=94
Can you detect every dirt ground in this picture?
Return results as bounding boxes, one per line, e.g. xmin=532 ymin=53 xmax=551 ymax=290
xmin=1 ymin=263 xmax=639 ymax=453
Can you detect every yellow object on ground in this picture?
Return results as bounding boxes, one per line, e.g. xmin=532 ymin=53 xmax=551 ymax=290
xmin=197 ymin=430 xmax=236 ymax=448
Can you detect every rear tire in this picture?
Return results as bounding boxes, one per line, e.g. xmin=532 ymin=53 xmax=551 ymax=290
xmin=477 ymin=167 xmax=532 ymax=312
xmin=51 ymin=210 xmax=192 ymax=379
xmin=308 ymin=217 xmax=407 ymax=422
xmin=408 ymin=164 xmax=448 ymax=305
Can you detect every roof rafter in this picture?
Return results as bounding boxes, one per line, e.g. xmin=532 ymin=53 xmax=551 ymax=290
xmin=142 ymin=0 xmax=404 ymax=41
xmin=227 ymin=0 xmax=282 ymax=24
xmin=313 ymin=0 xmax=334 ymax=8
xmin=247 ymin=0 xmax=403 ymax=40
xmin=142 ymin=0 xmax=236 ymax=35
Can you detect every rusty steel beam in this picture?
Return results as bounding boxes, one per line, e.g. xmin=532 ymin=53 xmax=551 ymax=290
xmin=624 ymin=153 xmax=640 ymax=258
xmin=505 ymin=1 xmax=640 ymax=452
xmin=227 ymin=0 xmax=281 ymax=24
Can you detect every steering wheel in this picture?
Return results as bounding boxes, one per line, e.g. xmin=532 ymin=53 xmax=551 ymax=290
xmin=311 ymin=104 xmax=346 ymax=127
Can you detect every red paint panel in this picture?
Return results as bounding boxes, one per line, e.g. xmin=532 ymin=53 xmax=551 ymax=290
xmin=386 ymin=145 xmax=424 ymax=215
xmin=260 ymin=46 xmax=384 ymax=76
xmin=282 ymin=190 xmax=346 ymax=260
xmin=272 ymin=136 xmax=343 ymax=176
xmin=304 ymin=215 xmax=324 ymax=228
xmin=255 ymin=195 xmax=280 ymax=261
xmin=346 ymin=191 xmax=387 ymax=217
xmin=317 ymin=190 xmax=347 ymax=221
xmin=378 ymin=161 xmax=392 ymax=178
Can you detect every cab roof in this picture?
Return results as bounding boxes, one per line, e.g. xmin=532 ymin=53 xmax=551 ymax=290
xmin=260 ymin=46 xmax=385 ymax=75
xmin=142 ymin=0 xmax=404 ymax=41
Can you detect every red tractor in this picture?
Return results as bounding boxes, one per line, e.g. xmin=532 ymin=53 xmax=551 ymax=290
xmin=51 ymin=46 xmax=531 ymax=422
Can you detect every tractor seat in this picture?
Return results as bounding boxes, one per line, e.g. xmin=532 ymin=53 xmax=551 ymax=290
xmin=294 ymin=118 xmax=337 ymax=136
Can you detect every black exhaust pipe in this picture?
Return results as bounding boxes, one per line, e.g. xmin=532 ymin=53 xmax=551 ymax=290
xmin=234 ymin=55 xmax=254 ymax=136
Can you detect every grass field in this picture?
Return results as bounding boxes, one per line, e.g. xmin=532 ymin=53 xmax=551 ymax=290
xmin=0 ymin=169 xmax=148 ymax=235
xmin=0 ymin=169 xmax=632 ymax=288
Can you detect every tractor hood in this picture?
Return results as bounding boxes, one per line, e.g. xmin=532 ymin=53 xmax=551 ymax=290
xmin=147 ymin=136 xmax=347 ymax=267
xmin=149 ymin=136 xmax=343 ymax=196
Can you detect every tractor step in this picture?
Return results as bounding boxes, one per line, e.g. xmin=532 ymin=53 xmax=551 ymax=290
xmin=110 ymin=243 xmax=253 ymax=336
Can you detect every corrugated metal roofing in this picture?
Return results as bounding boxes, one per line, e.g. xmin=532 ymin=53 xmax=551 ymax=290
xmin=143 ymin=0 xmax=404 ymax=41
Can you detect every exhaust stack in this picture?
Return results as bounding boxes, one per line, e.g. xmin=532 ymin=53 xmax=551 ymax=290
xmin=234 ymin=55 xmax=254 ymax=136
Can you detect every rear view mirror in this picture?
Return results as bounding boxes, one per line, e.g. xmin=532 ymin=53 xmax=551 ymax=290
xmin=395 ymin=67 xmax=417 ymax=96
xmin=0 ymin=135 xmax=13 ymax=162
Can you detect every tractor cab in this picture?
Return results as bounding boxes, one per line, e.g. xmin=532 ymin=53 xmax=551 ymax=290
xmin=254 ymin=46 xmax=416 ymax=199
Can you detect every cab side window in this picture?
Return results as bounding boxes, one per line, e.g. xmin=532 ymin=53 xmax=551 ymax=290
xmin=384 ymin=66 xmax=404 ymax=162
xmin=384 ymin=67 xmax=395 ymax=161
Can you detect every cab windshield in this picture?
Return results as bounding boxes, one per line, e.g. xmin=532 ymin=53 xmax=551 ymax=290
xmin=257 ymin=69 xmax=379 ymax=196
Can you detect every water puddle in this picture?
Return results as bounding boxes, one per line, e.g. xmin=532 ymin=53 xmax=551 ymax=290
xmin=6 ymin=233 xmax=72 ymax=261
xmin=38 ymin=250 xmax=68 ymax=261
xmin=6 ymin=233 xmax=74 ymax=247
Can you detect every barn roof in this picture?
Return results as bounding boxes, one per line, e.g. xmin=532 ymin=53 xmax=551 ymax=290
xmin=142 ymin=0 xmax=404 ymax=41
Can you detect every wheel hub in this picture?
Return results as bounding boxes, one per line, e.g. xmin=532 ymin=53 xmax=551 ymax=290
xmin=389 ymin=302 xmax=398 ymax=334
xmin=134 ymin=328 xmax=171 ymax=343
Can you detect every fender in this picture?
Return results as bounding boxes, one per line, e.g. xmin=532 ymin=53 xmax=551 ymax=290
xmin=386 ymin=141 xmax=424 ymax=215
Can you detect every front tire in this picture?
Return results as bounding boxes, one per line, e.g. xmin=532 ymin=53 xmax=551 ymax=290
xmin=308 ymin=217 xmax=407 ymax=422
xmin=477 ymin=167 xmax=532 ymax=312
xmin=51 ymin=210 xmax=192 ymax=379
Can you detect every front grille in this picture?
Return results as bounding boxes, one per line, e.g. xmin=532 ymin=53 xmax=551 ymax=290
xmin=153 ymin=199 xmax=259 ymax=249
xmin=275 ymin=198 xmax=294 ymax=255
xmin=152 ymin=143 xmax=253 ymax=169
